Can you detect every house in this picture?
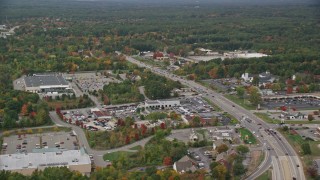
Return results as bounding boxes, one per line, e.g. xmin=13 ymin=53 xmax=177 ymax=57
xmin=241 ymin=73 xmax=254 ymax=82
xmin=173 ymin=155 xmax=197 ymax=174
xmin=0 ymin=25 xmax=6 ymax=30
xmin=241 ymin=71 xmax=277 ymax=86
xmin=282 ymin=112 xmax=307 ymax=120
xmin=259 ymin=71 xmax=277 ymax=86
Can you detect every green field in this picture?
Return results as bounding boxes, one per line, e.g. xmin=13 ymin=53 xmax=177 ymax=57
xmin=225 ymin=95 xmax=255 ymax=110
xmin=256 ymin=169 xmax=272 ymax=180
xmin=254 ymin=113 xmax=281 ymax=124
xmin=239 ymin=128 xmax=257 ymax=144
xmin=103 ymin=151 xmax=136 ymax=161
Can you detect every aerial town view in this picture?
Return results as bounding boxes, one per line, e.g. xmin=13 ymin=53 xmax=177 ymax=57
xmin=0 ymin=0 xmax=319 ymax=179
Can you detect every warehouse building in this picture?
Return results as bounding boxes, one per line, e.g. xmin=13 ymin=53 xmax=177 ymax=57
xmin=24 ymin=74 xmax=72 ymax=94
xmin=0 ymin=148 xmax=91 ymax=175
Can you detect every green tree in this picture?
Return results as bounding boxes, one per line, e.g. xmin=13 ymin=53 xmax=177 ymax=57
xmin=233 ymin=162 xmax=246 ymax=175
xmin=236 ymin=145 xmax=249 ymax=155
xmin=236 ymin=86 xmax=245 ymax=98
xmin=248 ymin=86 xmax=262 ymax=106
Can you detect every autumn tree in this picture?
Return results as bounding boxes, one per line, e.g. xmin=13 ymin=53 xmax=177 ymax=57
xmin=212 ymin=164 xmax=227 ymax=180
xmin=125 ymin=135 xmax=131 ymax=144
xmin=216 ymin=144 xmax=229 ymax=154
xmin=308 ymin=114 xmax=314 ymax=121
xmin=209 ymin=68 xmax=218 ymax=79
xmin=103 ymin=95 xmax=109 ymax=105
xmin=163 ymin=156 xmax=173 ymax=166
xmin=21 ymin=104 xmax=29 ymax=116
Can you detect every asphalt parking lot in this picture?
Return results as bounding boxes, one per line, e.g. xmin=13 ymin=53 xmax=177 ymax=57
xmin=71 ymin=72 xmax=121 ymax=93
xmin=293 ymin=127 xmax=320 ymax=141
xmin=2 ymin=131 xmax=79 ymax=155
xmin=263 ymin=98 xmax=320 ymax=110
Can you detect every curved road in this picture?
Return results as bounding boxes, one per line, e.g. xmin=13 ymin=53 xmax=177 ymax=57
xmin=121 ymin=52 xmax=305 ymax=180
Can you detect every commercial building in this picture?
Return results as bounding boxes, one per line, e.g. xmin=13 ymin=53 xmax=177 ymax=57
xmin=24 ymin=74 xmax=72 ymax=94
xmin=144 ymin=100 xmax=180 ymax=109
xmin=0 ymin=148 xmax=91 ymax=176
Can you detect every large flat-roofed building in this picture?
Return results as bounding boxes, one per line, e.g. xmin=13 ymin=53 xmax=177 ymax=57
xmin=145 ymin=100 xmax=180 ymax=109
xmin=24 ymin=74 xmax=72 ymax=94
xmin=0 ymin=148 xmax=91 ymax=176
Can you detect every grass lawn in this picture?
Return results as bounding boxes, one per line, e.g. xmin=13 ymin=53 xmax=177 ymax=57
xmin=129 ymin=145 xmax=142 ymax=151
xmin=224 ymin=94 xmax=255 ymax=110
xmin=254 ymin=113 xmax=281 ymax=124
xmin=103 ymin=151 xmax=136 ymax=161
xmin=239 ymin=128 xmax=257 ymax=144
xmin=256 ymin=169 xmax=272 ymax=180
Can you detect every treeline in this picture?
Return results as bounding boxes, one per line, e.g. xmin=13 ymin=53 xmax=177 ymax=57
xmin=177 ymin=54 xmax=320 ymax=81
xmin=141 ymin=71 xmax=183 ymax=100
xmin=102 ymin=80 xmax=144 ymax=105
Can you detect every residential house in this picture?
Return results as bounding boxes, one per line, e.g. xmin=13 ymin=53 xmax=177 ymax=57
xmin=173 ymin=155 xmax=198 ymax=174
xmin=241 ymin=71 xmax=277 ymax=86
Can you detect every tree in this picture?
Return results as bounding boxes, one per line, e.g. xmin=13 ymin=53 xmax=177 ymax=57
xmin=210 ymin=162 xmax=219 ymax=171
xmin=212 ymin=164 xmax=227 ymax=180
xmin=135 ymin=133 xmax=139 ymax=141
xmin=282 ymin=126 xmax=289 ymax=132
xmin=208 ymin=68 xmax=218 ymax=79
xmin=191 ymin=116 xmax=201 ymax=127
xmin=236 ymin=86 xmax=245 ymax=98
xmin=252 ymin=76 xmax=259 ymax=86
xmin=163 ymin=156 xmax=173 ymax=166
xmin=103 ymin=95 xmax=109 ymax=105
xmin=216 ymin=144 xmax=229 ymax=154
xmin=306 ymin=166 xmax=318 ymax=178
xmin=286 ymin=86 xmax=293 ymax=94
xmin=125 ymin=135 xmax=131 ymax=144
xmin=236 ymin=145 xmax=249 ymax=155
xmin=248 ymin=86 xmax=262 ymax=106
xmin=233 ymin=162 xmax=246 ymax=175
xmin=308 ymin=114 xmax=314 ymax=121
xmin=160 ymin=122 xmax=166 ymax=129
xmin=35 ymin=109 xmax=48 ymax=125
xmin=21 ymin=104 xmax=29 ymax=116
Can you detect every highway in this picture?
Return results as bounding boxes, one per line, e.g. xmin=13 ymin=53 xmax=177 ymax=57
xmin=121 ymin=52 xmax=306 ymax=180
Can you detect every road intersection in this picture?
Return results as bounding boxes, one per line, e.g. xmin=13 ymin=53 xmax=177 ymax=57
xmin=122 ymin=53 xmax=306 ymax=180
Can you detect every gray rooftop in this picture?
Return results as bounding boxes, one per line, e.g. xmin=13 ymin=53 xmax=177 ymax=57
xmin=24 ymin=75 xmax=68 ymax=87
xmin=0 ymin=148 xmax=90 ymax=171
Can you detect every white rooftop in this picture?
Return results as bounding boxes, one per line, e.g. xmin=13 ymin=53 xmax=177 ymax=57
xmin=0 ymin=149 xmax=90 ymax=171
